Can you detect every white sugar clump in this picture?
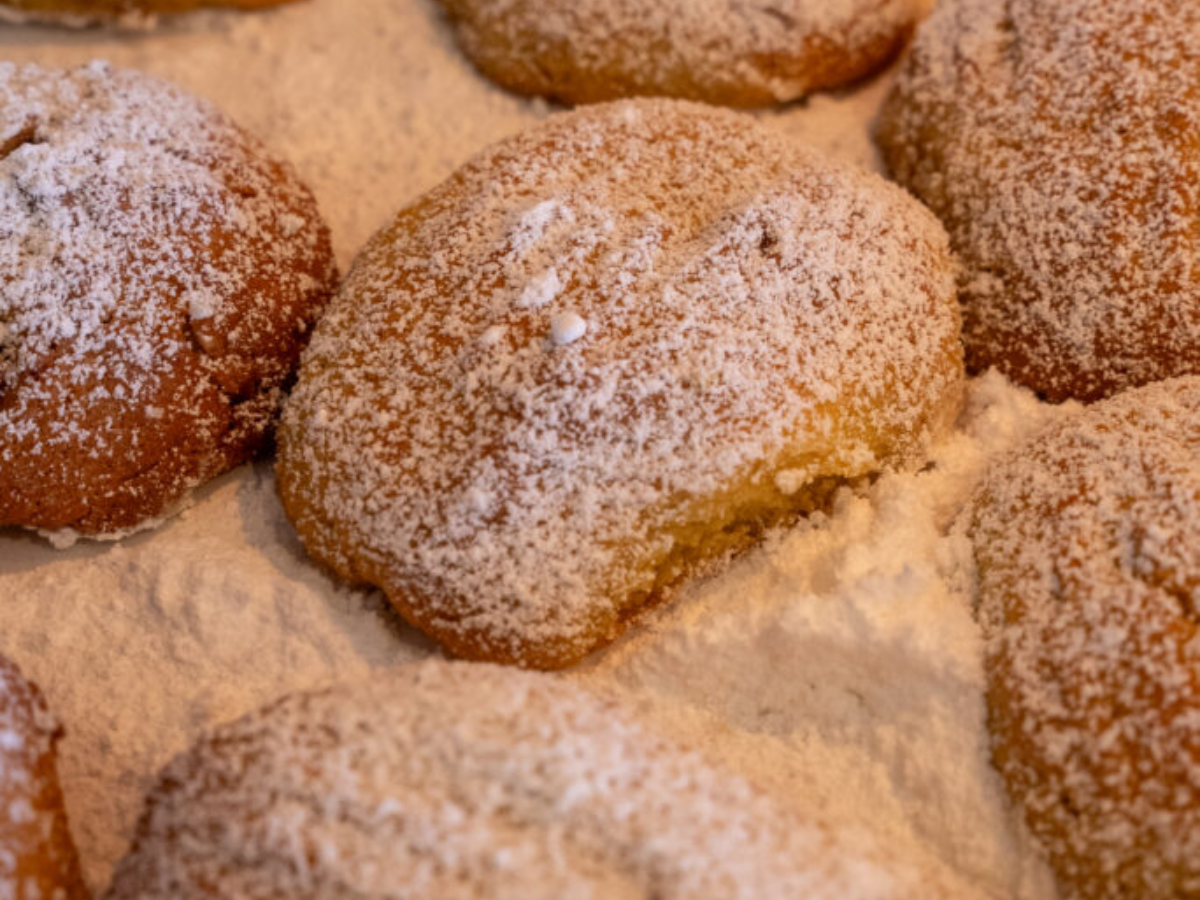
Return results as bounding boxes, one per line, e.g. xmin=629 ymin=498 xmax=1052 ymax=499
xmin=549 ymin=310 xmax=588 ymax=346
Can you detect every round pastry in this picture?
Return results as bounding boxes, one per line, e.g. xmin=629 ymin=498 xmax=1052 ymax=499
xmin=106 ymin=659 xmax=968 ymax=900
xmin=968 ymin=377 xmax=1199 ymax=900
xmin=0 ymin=0 xmax=298 ymax=26
xmin=0 ymin=61 xmax=337 ymax=541
xmin=276 ymin=98 xmax=964 ymax=669
xmin=434 ymin=0 xmax=925 ymax=107
xmin=875 ymin=0 xmax=1199 ymax=402
xmin=0 ymin=654 xmax=88 ymax=900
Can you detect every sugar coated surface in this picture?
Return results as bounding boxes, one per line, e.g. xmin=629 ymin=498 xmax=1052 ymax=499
xmin=1 ymin=1 xmax=1061 ymax=896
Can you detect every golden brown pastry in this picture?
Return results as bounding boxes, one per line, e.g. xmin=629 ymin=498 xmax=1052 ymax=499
xmin=435 ymin=0 xmax=925 ymax=107
xmin=968 ymin=377 xmax=1199 ymax=900
xmin=0 ymin=654 xmax=88 ymax=900
xmin=276 ymin=99 xmax=963 ymax=669
xmin=106 ymin=660 xmax=976 ymax=900
xmin=0 ymin=0 xmax=298 ymax=25
xmin=0 ymin=61 xmax=337 ymax=542
xmin=876 ymin=0 xmax=1199 ymax=402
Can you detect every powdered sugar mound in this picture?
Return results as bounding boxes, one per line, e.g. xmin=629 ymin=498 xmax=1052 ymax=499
xmin=587 ymin=373 xmax=1071 ymax=900
xmin=969 ymin=377 xmax=1200 ymax=899
xmin=107 ymin=659 xmax=977 ymax=900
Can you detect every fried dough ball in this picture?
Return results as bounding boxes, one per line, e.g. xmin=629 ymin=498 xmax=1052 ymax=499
xmin=968 ymin=377 xmax=1200 ymax=899
xmin=0 ymin=62 xmax=337 ymax=541
xmin=106 ymin=660 xmax=978 ymax=900
xmin=0 ymin=654 xmax=88 ymax=900
xmin=435 ymin=0 xmax=925 ymax=107
xmin=876 ymin=0 xmax=1199 ymax=402
xmin=277 ymin=99 xmax=963 ymax=669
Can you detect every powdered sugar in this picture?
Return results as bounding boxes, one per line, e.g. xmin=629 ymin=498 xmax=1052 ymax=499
xmin=0 ymin=1 xmax=1073 ymax=896
xmin=106 ymin=660 xmax=988 ymax=900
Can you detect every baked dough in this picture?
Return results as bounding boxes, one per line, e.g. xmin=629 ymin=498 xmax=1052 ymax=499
xmin=0 ymin=62 xmax=337 ymax=540
xmin=107 ymin=660 xmax=972 ymax=900
xmin=875 ymin=0 xmax=1199 ymax=402
xmin=968 ymin=377 xmax=1199 ymax=900
xmin=435 ymin=0 xmax=925 ymax=107
xmin=276 ymin=99 xmax=964 ymax=669
xmin=0 ymin=654 xmax=88 ymax=900
xmin=0 ymin=0 xmax=298 ymax=25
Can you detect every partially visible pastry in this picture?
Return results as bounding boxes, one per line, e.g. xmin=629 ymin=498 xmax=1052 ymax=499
xmin=876 ymin=0 xmax=1199 ymax=401
xmin=0 ymin=654 xmax=88 ymax=900
xmin=0 ymin=62 xmax=337 ymax=540
xmin=435 ymin=0 xmax=925 ymax=107
xmin=276 ymin=99 xmax=964 ymax=669
xmin=0 ymin=0 xmax=299 ymax=25
xmin=968 ymin=377 xmax=1200 ymax=899
xmin=107 ymin=660 xmax=972 ymax=900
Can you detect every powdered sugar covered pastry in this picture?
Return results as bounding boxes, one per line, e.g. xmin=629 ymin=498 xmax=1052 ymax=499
xmin=276 ymin=99 xmax=964 ymax=669
xmin=105 ymin=659 xmax=976 ymax=900
xmin=435 ymin=0 xmax=924 ymax=107
xmin=0 ymin=0 xmax=300 ymax=26
xmin=968 ymin=377 xmax=1200 ymax=900
xmin=876 ymin=0 xmax=1199 ymax=402
xmin=0 ymin=654 xmax=88 ymax=900
xmin=0 ymin=62 xmax=337 ymax=539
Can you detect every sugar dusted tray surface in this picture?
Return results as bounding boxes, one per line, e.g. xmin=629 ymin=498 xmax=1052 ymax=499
xmin=0 ymin=2 xmax=1061 ymax=897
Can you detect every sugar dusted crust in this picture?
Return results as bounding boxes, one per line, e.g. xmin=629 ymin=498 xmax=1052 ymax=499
xmin=105 ymin=659 xmax=976 ymax=900
xmin=968 ymin=377 xmax=1200 ymax=900
xmin=276 ymin=99 xmax=964 ymax=669
xmin=0 ymin=655 xmax=88 ymax=900
xmin=876 ymin=0 xmax=1200 ymax=402
xmin=0 ymin=62 xmax=338 ymax=537
xmin=435 ymin=0 xmax=924 ymax=107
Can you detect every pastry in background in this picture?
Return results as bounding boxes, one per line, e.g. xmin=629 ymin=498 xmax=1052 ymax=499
xmin=876 ymin=0 xmax=1199 ymax=402
xmin=106 ymin=659 xmax=976 ymax=900
xmin=0 ymin=0 xmax=300 ymax=25
xmin=0 ymin=61 xmax=337 ymax=543
xmin=968 ymin=376 xmax=1199 ymax=900
xmin=277 ymin=99 xmax=963 ymax=669
xmin=435 ymin=0 xmax=925 ymax=107
xmin=0 ymin=654 xmax=88 ymax=900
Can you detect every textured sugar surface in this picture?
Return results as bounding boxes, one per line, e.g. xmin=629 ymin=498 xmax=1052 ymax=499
xmin=0 ymin=60 xmax=332 ymax=533
xmin=281 ymin=97 xmax=959 ymax=660
xmin=0 ymin=655 xmax=57 ymax=900
xmin=970 ymin=377 xmax=1199 ymax=898
xmin=107 ymin=660 xmax=982 ymax=900
xmin=438 ymin=0 xmax=924 ymax=103
xmin=0 ymin=1 xmax=1057 ymax=897
xmin=877 ymin=0 xmax=1199 ymax=400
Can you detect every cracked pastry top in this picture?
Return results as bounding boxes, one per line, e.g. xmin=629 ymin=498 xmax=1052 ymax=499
xmin=434 ymin=0 xmax=926 ymax=107
xmin=276 ymin=99 xmax=964 ymax=670
xmin=0 ymin=61 xmax=337 ymax=540
xmin=968 ymin=376 xmax=1199 ymax=900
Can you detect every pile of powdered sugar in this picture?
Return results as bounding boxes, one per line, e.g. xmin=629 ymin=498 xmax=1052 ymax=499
xmin=0 ymin=1 xmax=1066 ymax=896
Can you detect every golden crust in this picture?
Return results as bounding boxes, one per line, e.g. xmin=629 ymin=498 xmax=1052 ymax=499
xmin=0 ymin=655 xmax=88 ymax=900
xmin=0 ymin=63 xmax=338 ymax=538
xmin=277 ymin=99 xmax=963 ymax=669
xmin=968 ymin=377 xmax=1200 ymax=900
xmin=435 ymin=0 xmax=923 ymax=108
xmin=876 ymin=0 xmax=1199 ymax=402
